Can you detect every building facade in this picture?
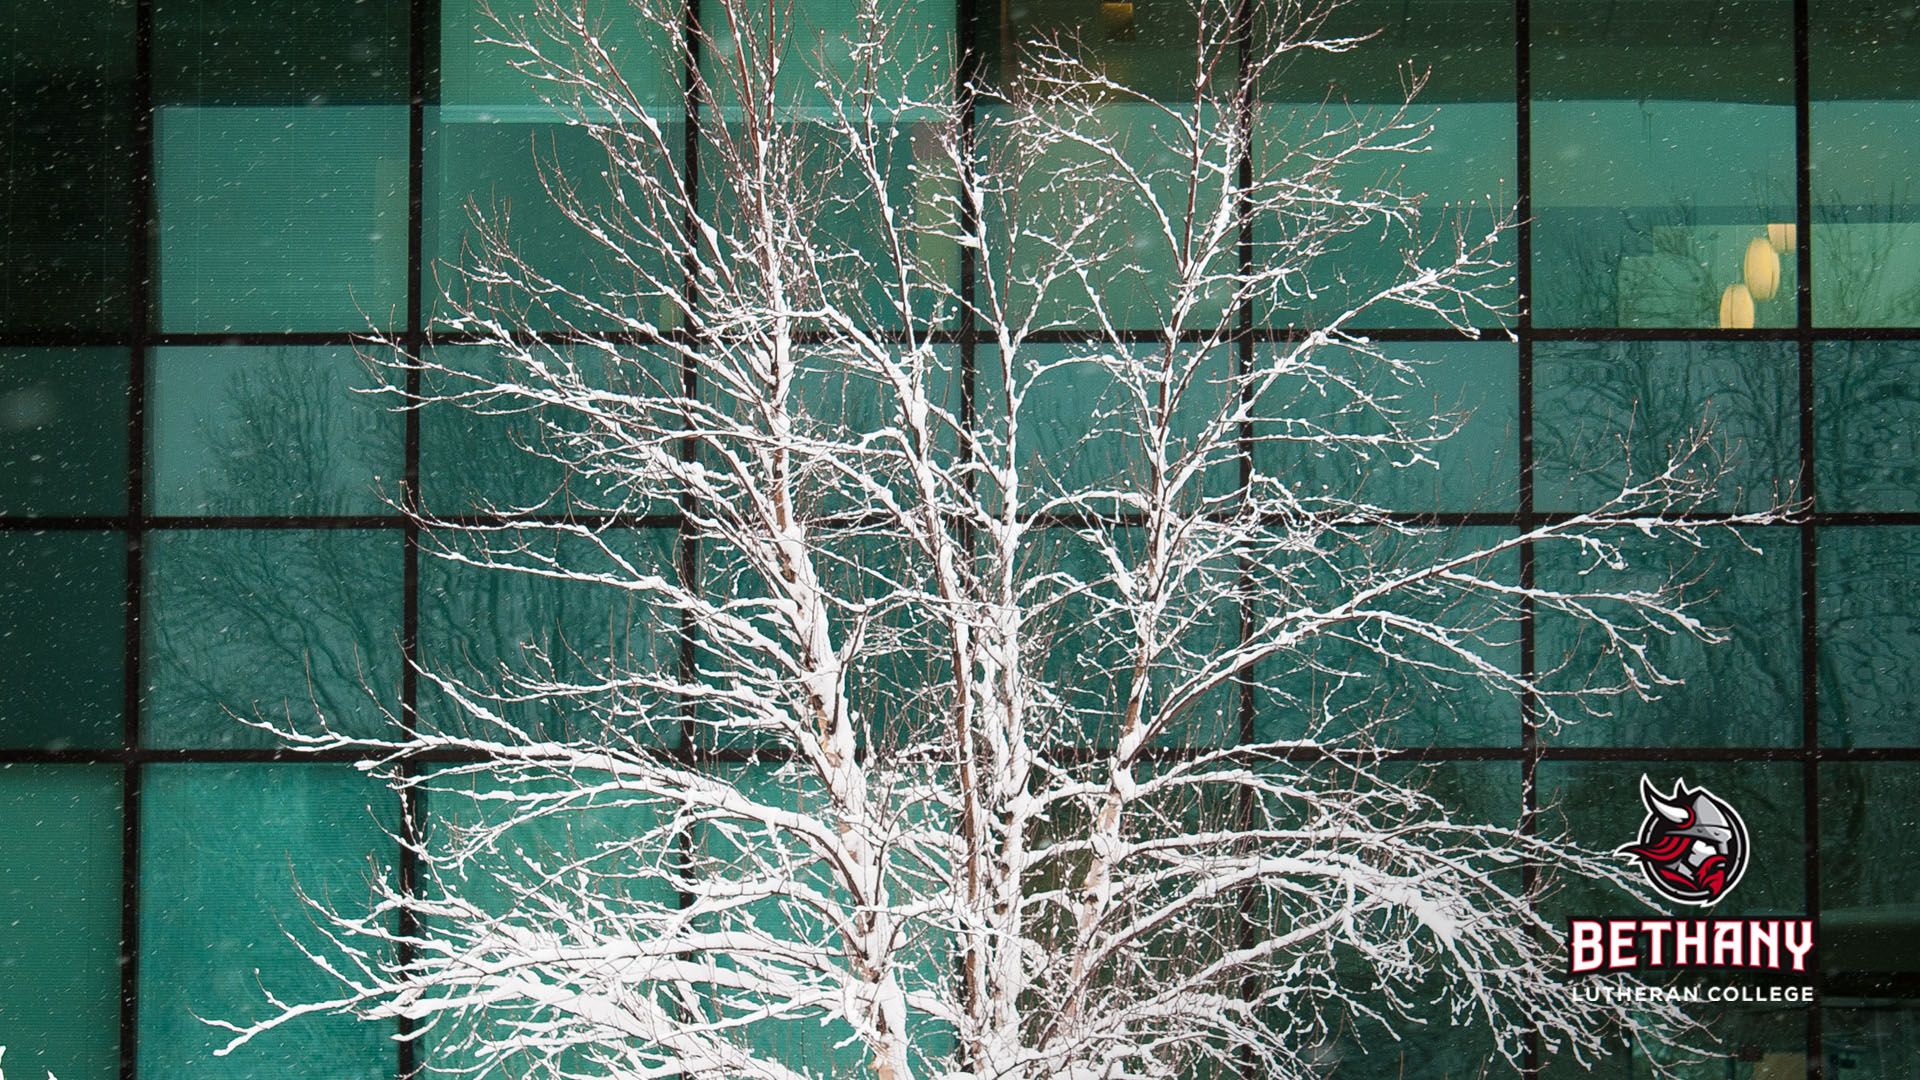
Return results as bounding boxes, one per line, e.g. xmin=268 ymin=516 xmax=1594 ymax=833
xmin=1 ymin=0 xmax=1917 ymax=1077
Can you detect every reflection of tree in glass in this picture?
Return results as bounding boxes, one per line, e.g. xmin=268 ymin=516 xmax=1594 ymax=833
xmin=1533 ymin=342 xmax=1800 ymax=745
xmin=187 ymin=354 xmax=393 ymax=516
xmin=145 ymin=361 xmax=399 ymax=747
xmin=1538 ymin=198 xmax=1798 ymax=329
xmin=212 ymin=0 xmax=1793 ymax=1075
xmin=1537 ymin=341 xmax=1797 ymax=514
xmin=1818 ymin=342 xmax=1920 ymax=511
xmin=1815 ymin=190 xmax=1920 ymax=327
xmin=1815 ymin=531 xmax=1920 ymax=747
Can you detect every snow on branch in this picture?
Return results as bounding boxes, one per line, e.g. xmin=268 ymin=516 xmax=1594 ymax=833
xmin=219 ymin=0 xmax=1787 ymax=1077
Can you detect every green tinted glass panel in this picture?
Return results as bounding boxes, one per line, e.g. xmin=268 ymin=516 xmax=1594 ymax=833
xmin=416 ymin=768 xmax=681 ymax=1073
xmin=1811 ymin=3 xmax=1920 ymax=328
xmin=153 ymin=0 xmax=407 ymax=105
xmin=1542 ymin=1011 xmax=1807 ymax=1080
xmin=0 ymin=767 xmax=122 ymax=1080
xmin=138 ymin=764 xmax=396 ymax=1079
xmin=144 ymin=529 xmax=402 ymax=747
xmin=759 ymin=343 xmax=964 ymax=517
xmin=691 ymin=763 xmax=865 ymax=1076
xmin=694 ymin=530 xmax=980 ymax=748
xmin=695 ymin=0 xmax=956 ymax=319
xmin=0 ymin=531 xmax=124 ymax=749
xmin=0 ymin=0 xmax=134 ymax=333
xmin=442 ymin=0 xmax=680 ymax=109
xmin=1322 ymin=761 xmax=1519 ymax=1079
xmin=1536 ymin=527 xmax=1799 ymax=747
xmin=978 ymin=0 xmax=1227 ymax=101
xmin=1256 ymin=2 xmax=1516 ymax=329
xmin=1810 ymin=101 xmax=1920 ymax=327
xmin=696 ymin=121 xmax=957 ymax=332
xmin=1264 ymin=1 xmax=1513 ymax=103
xmin=1816 ymin=342 xmax=1920 ymax=511
xmin=986 ymin=344 xmax=1234 ymax=507
xmin=706 ymin=0 xmax=952 ymax=109
xmin=1819 ymin=528 xmax=1920 ymax=747
xmin=149 ymin=346 xmax=401 ymax=516
xmin=1820 ymin=764 xmax=1920 ymax=976
xmin=418 ymin=344 xmax=682 ymax=514
xmin=417 ymin=344 xmax=575 ymax=513
xmin=419 ymin=527 xmax=680 ymax=744
xmin=426 ymin=114 xmax=684 ymax=333
xmin=1255 ymin=342 xmax=1519 ymax=513
xmin=1535 ymin=761 xmax=1803 ymax=923
xmin=1015 ymin=527 xmax=1137 ymax=747
xmin=1826 ymin=1006 xmax=1920 ymax=1080
xmin=1535 ymin=341 xmax=1797 ymax=514
xmin=155 ymin=106 xmax=408 ymax=332
xmin=977 ymin=103 xmax=1234 ymax=332
xmin=1254 ymin=528 xmax=1521 ymax=747
xmin=1532 ymin=2 xmax=1796 ymax=329
xmin=0 ymin=348 xmax=129 ymax=515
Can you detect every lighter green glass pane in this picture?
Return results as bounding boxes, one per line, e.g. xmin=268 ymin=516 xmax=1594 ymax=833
xmin=1536 ymin=528 xmax=1800 ymax=747
xmin=1811 ymin=102 xmax=1920 ymax=328
xmin=1534 ymin=341 xmax=1797 ymax=515
xmin=1019 ymin=527 xmax=1139 ymax=746
xmin=149 ymin=347 xmax=401 ymax=516
xmin=692 ymin=764 xmax=865 ymax=1077
xmin=986 ymin=344 xmax=1234 ymax=506
xmin=155 ymin=106 xmax=407 ymax=332
xmin=1252 ymin=2 xmax=1514 ymax=330
xmin=418 ymin=344 xmax=682 ymax=515
xmin=694 ymin=530 xmax=969 ymax=750
xmin=442 ymin=0 xmax=679 ymax=110
xmin=977 ymin=103 xmax=1233 ymax=332
xmin=0 ymin=767 xmax=122 ymax=1080
xmin=144 ymin=530 xmax=402 ymax=748
xmin=425 ymin=114 xmax=682 ymax=332
xmin=417 ymin=343 xmax=578 ymax=513
xmin=0 ymin=348 xmax=128 ymax=515
xmin=1531 ymin=102 xmax=1796 ymax=328
xmin=139 ymin=764 xmax=396 ymax=1080
xmin=0 ymin=531 xmax=124 ymax=749
xmin=1816 ymin=342 xmax=1920 ymax=512
xmin=703 ymin=0 xmax=952 ymax=111
xmin=417 ymin=768 xmax=681 ymax=1073
xmin=1254 ymin=102 xmax=1516 ymax=329
xmin=695 ymin=122 xmax=956 ymax=331
xmin=1810 ymin=1 xmax=1920 ymax=328
xmin=1531 ymin=1 xmax=1796 ymax=329
xmin=1820 ymin=764 xmax=1920 ymax=976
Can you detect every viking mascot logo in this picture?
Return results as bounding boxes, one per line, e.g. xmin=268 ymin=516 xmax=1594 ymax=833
xmin=1619 ymin=775 xmax=1750 ymax=906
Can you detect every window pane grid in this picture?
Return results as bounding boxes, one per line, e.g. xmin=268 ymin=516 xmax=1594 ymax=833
xmin=0 ymin=2 xmax=1913 ymax=1077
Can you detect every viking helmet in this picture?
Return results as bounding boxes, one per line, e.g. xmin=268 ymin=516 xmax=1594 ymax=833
xmin=1642 ymin=776 xmax=1735 ymax=846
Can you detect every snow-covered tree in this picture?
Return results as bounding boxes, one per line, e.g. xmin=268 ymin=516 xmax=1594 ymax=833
xmin=217 ymin=0 xmax=1785 ymax=1076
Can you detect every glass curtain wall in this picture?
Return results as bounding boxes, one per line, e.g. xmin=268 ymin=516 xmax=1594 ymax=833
xmin=1 ymin=0 xmax=1917 ymax=1077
